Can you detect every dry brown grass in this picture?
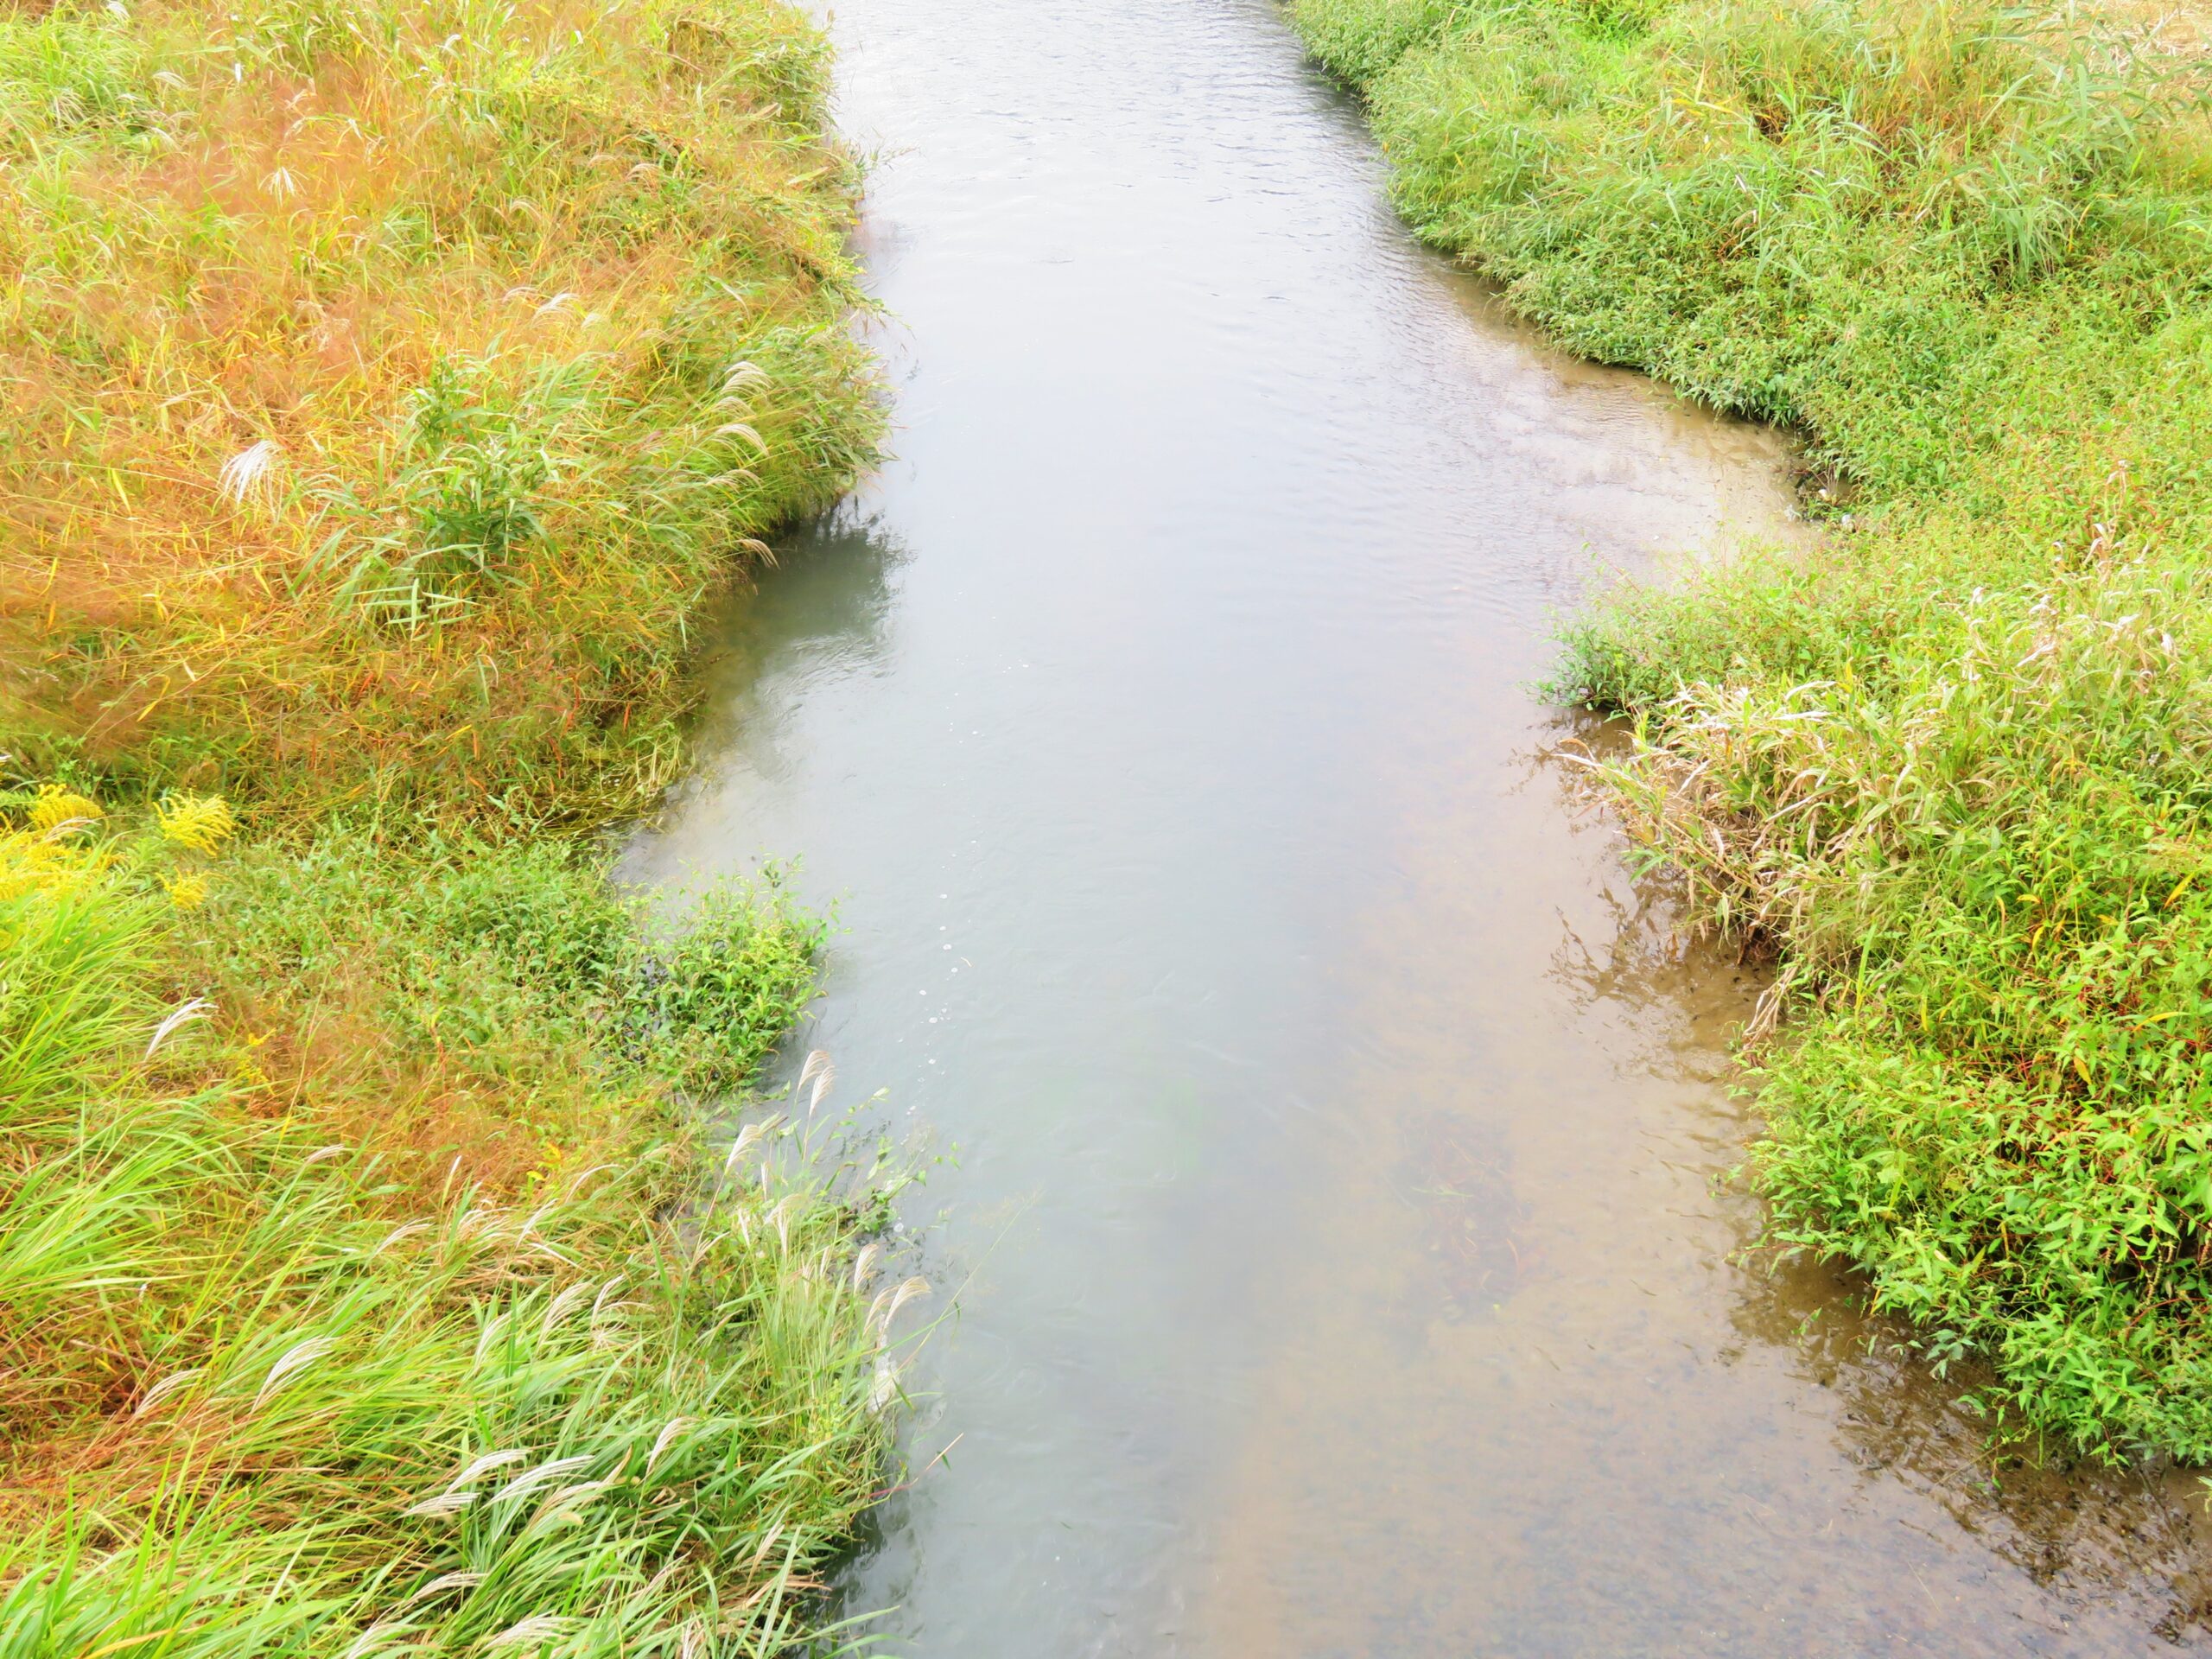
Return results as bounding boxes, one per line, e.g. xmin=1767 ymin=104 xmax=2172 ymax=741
xmin=2090 ymin=0 xmax=2212 ymax=54
xmin=1 ymin=0 xmax=880 ymax=830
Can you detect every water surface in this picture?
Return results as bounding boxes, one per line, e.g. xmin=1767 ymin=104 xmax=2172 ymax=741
xmin=628 ymin=1 xmax=2212 ymax=1649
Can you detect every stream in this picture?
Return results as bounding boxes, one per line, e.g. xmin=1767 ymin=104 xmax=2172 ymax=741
xmin=625 ymin=0 xmax=2212 ymax=1650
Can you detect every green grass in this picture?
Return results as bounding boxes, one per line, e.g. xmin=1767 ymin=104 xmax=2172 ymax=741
xmin=194 ymin=830 xmax=823 ymax=1189
xmin=0 ymin=796 xmax=912 ymax=1656
xmin=1291 ymin=0 xmax=2212 ymax=1459
xmin=0 ymin=0 xmax=910 ymax=1649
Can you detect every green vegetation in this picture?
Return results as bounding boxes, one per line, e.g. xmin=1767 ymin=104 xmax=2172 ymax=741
xmin=1290 ymin=0 xmax=2212 ymax=1459
xmin=0 ymin=0 xmax=905 ymax=1649
xmin=1 ymin=796 xmax=908 ymax=1656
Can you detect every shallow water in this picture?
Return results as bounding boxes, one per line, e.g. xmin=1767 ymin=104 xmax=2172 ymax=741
xmin=626 ymin=0 xmax=2212 ymax=1650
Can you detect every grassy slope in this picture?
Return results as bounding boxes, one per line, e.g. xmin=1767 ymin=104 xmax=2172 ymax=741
xmin=0 ymin=0 xmax=877 ymax=830
xmin=1291 ymin=0 xmax=2212 ymax=1459
xmin=0 ymin=0 xmax=906 ymax=1651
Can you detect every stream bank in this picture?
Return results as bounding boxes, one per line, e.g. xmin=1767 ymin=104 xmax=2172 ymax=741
xmin=0 ymin=1 xmax=891 ymax=1649
xmin=1294 ymin=0 xmax=2212 ymax=1465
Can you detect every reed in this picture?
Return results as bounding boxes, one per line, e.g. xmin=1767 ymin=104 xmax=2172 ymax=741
xmin=1295 ymin=0 xmax=2212 ymax=1459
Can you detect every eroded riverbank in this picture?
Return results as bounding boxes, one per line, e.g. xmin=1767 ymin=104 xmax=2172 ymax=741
xmin=633 ymin=0 xmax=2212 ymax=1649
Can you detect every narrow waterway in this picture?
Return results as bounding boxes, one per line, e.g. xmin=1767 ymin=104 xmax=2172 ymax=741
xmin=627 ymin=1 xmax=2212 ymax=1651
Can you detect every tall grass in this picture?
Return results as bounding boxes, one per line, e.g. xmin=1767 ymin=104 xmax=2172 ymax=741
xmin=0 ymin=0 xmax=881 ymax=830
xmin=1293 ymin=0 xmax=2212 ymax=1459
xmin=0 ymin=792 xmax=914 ymax=1656
xmin=0 ymin=0 xmax=908 ymax=1648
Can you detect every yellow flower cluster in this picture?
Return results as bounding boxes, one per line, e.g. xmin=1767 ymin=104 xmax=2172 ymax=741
xmin=3 ymin=785 xmax=235 ymax=909
xmin=28 ymin=785 xmax=101 ymax=836
xmin=162 ymin=872 xmax=212 ymax=911
xmin=1 ymin=786 xmax=106 ymax=902
xmin=156 ymin=794 xmax=238 ymax=855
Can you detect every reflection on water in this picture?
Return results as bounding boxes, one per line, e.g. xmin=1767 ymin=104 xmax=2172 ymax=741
xmin=678 ymin=508 xmax=902 ymax=791
xmin=1567 ymin=834 xmax=2212 ymax=1648
xmin=1738 ymin=1250 xmax=2212 ymax=1649
xmin=626 ymin=0 xmax=2212 ymax=1650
